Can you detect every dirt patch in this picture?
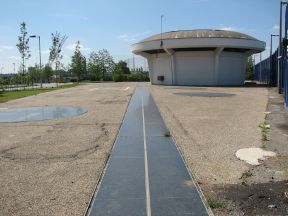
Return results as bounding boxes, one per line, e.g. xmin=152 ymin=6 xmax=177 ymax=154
xmin=207 ymin=181 xmax=288 ymax=216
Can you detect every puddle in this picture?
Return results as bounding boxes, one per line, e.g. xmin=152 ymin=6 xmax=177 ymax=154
xmin=236 ymin=148 xmax=276 ymax=165
xmin=174 ymin=92 xmax=235 ymax=97
xmin=0 ymin=106 xmax=87 ymax=123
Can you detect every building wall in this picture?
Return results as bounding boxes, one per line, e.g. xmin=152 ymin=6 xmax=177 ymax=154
xmin=150 ymin=53 xmax=172 ymax=85
xmin=218 ymin=52 xmax=248 ymax=85
xmin=174 ymin=51 xmax=215 ymax=85
xmin=147 ymin=50 xmax=248 ymax=86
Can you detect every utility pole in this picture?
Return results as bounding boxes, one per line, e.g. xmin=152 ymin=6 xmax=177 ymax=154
xmin=13 ymin=63 xmax=16 ymax=73
xmin=278 ymin=1 xmax=288 ymax=93
xmin=160 ymin=15 xmax=164 ymax=47
xmin=30 ymin=35 xmax=42 ymax=88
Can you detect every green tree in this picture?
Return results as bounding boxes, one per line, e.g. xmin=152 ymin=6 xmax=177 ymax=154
xmin=16 ymin=22 xmax=31 ymax=78
xmin=98 ymin=49 xmax=115 ymax=77
xmin=87 ymin=49 xmax=115 ymax=80
xmin=49 ymin=32 xmax=68 ymax=81
xmin=70 ymin=41 xmax=86 ymax=81
xmin=114 ymin=60 xmax=130 ymax=74
xmin=88 ymin=52 xmax=102 ymax=81
xmin=27 ymin=65 xmax=40 ymax=84
xmin=43 ymin=65 xmax=53 ymax=82
xmin=245 ymin=56 xmax=254 ymax=80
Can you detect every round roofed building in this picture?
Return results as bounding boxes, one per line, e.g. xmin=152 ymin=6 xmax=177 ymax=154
xmin=132 ymin=29 xmax=265 ymax=86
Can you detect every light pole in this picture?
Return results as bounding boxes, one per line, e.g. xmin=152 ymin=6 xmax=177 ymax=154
xmin=30 ymin=35 xmax=42 ymax=88
xmin=160 ymin=15 xmax=164 ymax=47
xmin=270 ymin=34 xmax=279 ymax=86
xmin=278 ymin=1 xmax=288 ymax=93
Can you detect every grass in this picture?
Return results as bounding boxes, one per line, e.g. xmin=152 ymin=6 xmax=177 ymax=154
xmin=207 ymin=198 xmax=225 ymax=209
xmin=0 ymin=83 xmax=79 ymax=103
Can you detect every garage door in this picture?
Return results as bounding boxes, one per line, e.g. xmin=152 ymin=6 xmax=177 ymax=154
xmin=175 ymin=51 xmax=215 ymax=85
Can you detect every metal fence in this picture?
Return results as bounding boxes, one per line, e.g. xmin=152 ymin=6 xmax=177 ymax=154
xmin=254 ymin=49 xmax=287 ymax=109
xmin=254 ymin=50 xmax=278 ymax=85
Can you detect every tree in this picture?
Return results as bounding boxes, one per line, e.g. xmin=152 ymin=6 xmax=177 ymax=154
xmin=245 ymin=56 xmax=254 ymax=80
xmin=16 ymin=22 xmax=31 ymax=78
xmin=70 ymin=41 xmax=86 ymax=81
xmin=98 ymin=49 xmax=115 ymax=77
xmin=27 ymin=65 xmax=40 ymax=84
xmin=115 ymin=60 xmax=130 ymax=74
xmin=49 ymin=32 xmax=68 ymax=81
xmin=87 ymin=49 xmax=115 ymax=80
xmin=88 ymin=52 xmax=102 ymax=81
xmin=43 ymin=65 xmax=53 ymax=82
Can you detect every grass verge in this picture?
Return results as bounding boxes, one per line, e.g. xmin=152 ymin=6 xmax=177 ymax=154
xmin=0 ymin=83 xmax=79 ymax=103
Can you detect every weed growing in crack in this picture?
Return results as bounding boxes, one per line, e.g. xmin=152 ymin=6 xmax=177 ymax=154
xmin=239 ymin=170 xmax=253 ymax=186
xmin=208 ymin=198 xmax=224 ymax=209
xmin=259 ymin=121 xmax=270 ymax=142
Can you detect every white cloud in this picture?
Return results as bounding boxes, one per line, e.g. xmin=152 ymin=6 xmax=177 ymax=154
xmin=65 ymin=43 xmax=91 ymax=51
xmin=118 ymin=34 xmax=137 ymax=42
xmin=219 ymin=26 xmax=236 ymax=31
xmin=273 ymin=25 xmax=279 ymax=30
xmin=0 ymin=45 xmax=14 ymax=52
xmin=8 ymin=55 xmax=21 ymax=60
xmin=218 ymin=24 xmax=255 ymax=33
xmin=117 ymin=31 xmax=152 ymax=42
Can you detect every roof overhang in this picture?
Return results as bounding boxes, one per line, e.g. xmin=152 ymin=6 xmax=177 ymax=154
xmin=132 ymin=38 xmax=266 ymax=55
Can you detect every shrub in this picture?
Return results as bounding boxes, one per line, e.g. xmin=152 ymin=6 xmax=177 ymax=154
xmin=112 ymin=73 xmax=150 ymax=82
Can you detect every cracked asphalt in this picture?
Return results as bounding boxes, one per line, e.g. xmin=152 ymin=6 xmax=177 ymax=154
xmin=0 ymin=83 xmax=135 ymax=216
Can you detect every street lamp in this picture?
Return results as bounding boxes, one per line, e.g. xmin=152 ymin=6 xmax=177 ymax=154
xmin=29 ymin=35 xmax=42 ymax=88
xmin=270 ymin=34 xmax=279 ymax=86
xmin=160 ymin=15 xmax=164 ymax=47
xmin=278 ymin=1 xmax=288 ymax=93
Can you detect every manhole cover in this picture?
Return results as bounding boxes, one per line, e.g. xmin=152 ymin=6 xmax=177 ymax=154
xmin=0 ymin=106 xmax=87 ymax=123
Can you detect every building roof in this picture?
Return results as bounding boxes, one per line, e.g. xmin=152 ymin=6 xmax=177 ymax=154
xmin=140 ymin=29 xmax=258 ymax=43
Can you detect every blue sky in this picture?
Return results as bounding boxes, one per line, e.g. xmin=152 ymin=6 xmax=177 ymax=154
xmin=0 ymin=0 xmax=280 ymax=73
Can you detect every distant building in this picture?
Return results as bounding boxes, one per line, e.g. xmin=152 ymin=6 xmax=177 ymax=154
xmin=132 ymin=29 xmax=265 ymax=86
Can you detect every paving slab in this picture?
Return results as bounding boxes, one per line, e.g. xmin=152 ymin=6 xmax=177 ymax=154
xmin=87 ymin=85 xmax=209 ymax=216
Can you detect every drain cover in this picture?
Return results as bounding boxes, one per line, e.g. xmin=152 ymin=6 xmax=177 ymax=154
xmin=0 ymin=106 xmax=87 ymax=123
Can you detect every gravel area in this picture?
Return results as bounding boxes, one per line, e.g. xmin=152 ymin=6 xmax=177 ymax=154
xmin=0 ymin=82 xmax=135 ymax=216
xmin=149 ymin=85 xmax=268 ymax=185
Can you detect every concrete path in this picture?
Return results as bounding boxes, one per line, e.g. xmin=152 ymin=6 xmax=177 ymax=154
xmin=86 ymin=85 xmax=209 ymax=216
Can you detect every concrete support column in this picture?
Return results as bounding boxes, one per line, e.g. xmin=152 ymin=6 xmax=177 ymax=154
xmin=214 ymin=47 xmax=224 ymax=85
xmin=138 ymin=52 xmax=153 ymax=83
xmin=164 ymin=48 xmax=175 ymax=85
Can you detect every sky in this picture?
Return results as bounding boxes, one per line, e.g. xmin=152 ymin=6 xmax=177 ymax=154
xmin=0 ymin=0 xmax=281 ymax=73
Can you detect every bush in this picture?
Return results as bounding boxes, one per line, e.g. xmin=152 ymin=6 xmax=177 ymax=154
xmin=103 ymin=75 xmax=113 ymax=81
xmin=245 ymin=71 xmax=254 ymax=80
xmin=112 ymin=73 xmax=149 ymax=82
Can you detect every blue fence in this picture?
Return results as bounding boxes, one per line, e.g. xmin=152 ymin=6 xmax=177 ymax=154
xmin=254 ymin=50 xmax=278 ymax=85
xmin=254 ymin=49 xmax=287 ymax=109
xmin=284 ymin=56 xmax=288 ymax=109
